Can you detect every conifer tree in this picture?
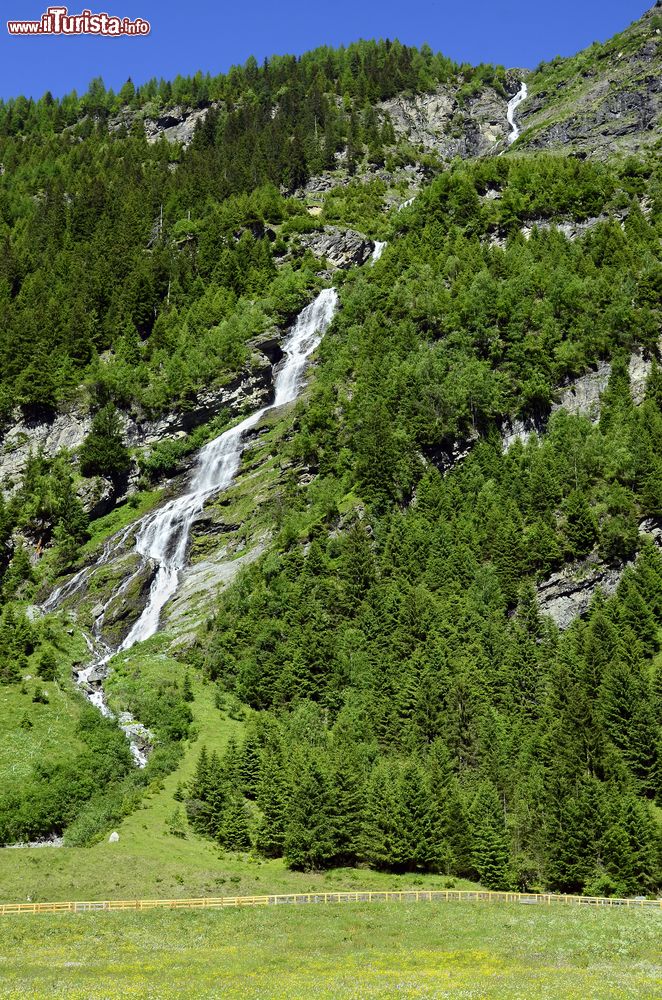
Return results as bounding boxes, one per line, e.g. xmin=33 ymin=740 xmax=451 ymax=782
xmin=220 ymin=791 xmax=252 ymax=851
xmin=255 ymin=747 xmax=291 ymax=858
xmin=470 ymin=782 xmax=510 ymax=890
xmin=329 ymin=750 xmax=365 ymax=866
xmin=284 ymin=751 xmax=334 ymax=870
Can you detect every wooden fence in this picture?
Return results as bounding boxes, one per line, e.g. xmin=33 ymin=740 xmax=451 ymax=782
xmin=1 ymin=888 xmax=661 ymax=916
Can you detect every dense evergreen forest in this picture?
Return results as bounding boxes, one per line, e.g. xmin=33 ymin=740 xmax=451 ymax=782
xmin=0 ymin=16 xmax=661 ymax=897
xmin=0 ymin=39 xmax=505 ymax=420
xmin=191 ymin=157 xmax=662 ymax=895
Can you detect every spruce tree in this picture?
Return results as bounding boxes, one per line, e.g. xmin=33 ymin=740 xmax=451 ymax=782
xmin=469 ymin=782 xmax=510 ymax=890
xmin=79 ymin=403 xmax=131 ymax=481
xmin=220 ymin=792 xmax=252 ymax=851
xmin=283 ymin=752 xmax=334 ymax=870
xmin=360 ymin=761 xmax=398 ymax=870
xmin=329 ymin=750 xmax=365 ymax=866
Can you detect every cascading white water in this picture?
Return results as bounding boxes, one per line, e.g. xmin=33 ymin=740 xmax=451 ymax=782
xmin=398 ymin=197 xmax=415 ymax=212
xmin=371 ymin=241 xmax=387 ymax=263
xmin=44 ymin=287 xmax=338 ymax=763
xmin=507 ymin=82 xmax=528 ymax=144
xmin=120 ymin=287 xmax=338 ymax=652
xmin=42 ymin=524 xmax=135 ymax=612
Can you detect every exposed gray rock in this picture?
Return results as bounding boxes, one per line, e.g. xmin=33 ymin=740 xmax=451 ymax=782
xmin=298 ymin=227 xmax=374 ymax=268
xmin=537 ymin=554 xmax=625 ymax=629
xmin=538 ymin=519 xmax=662 ymax=629
xmin=0 ymin=408 xmax=92 ymax=488
xmin=100 ymin=559 xmax=159 ymax=646
xmin=0 ymin=355 xmax=274 ymax=495
xmin=297 ymin=172 xmax=350 ymax=197
xmin=108 ymin=103 xmax=218 ymax=148
xmin=120 ymin=719 xmax=153 ymax=754
xmin=83 ymin=664 xmax=108 ymax=686
xmin=164 ymin=536 xmax=269 ymax=643
xmin=502 ymin=345 xmax=656 ymax=451
xmin=295 ymin=162 xmax=425 ymax=205
xmin=380 ymin=84 xmax=511 ymax=159
xmin=487 ymin=211 xmax=629 ymax=249
xmin=521 ymin=77 xmax=661 ymax=158
xmin=4 ymin=836 xmax=63 ymax=849
xmin=516 ymin=8 xmax=662 ymax=159
xmin=77 ymin=476 xmax=115 ymax=519
xmin=191 ymin=511 xmax=240 ymax=536
xmin=553 ymin=362 xmax=612 ymax=421
xmin=124 ymin=357 xmax=274 ymax=448
xmin=108 ymin=831 xmax=120 ymax=843
xmin=640 ymin=516 xmax=662 ymax=543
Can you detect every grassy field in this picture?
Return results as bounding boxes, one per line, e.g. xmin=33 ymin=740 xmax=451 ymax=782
xmin=0 ymin=902 xmax=659 ymax=998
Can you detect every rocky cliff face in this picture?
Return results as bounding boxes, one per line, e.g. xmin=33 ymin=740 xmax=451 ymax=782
xmin=108 ymin=103 xmax=216 ymax=147
xmin=502 ymin=346 xmax=656 ymax=451
xmin=0 ymin=351 xmax=275 ymax=530
xmin=516 ymin=6 xmax=661 ymax=158
xmin=0 ymin=353 xmax=273 ymax=490
xmin=297 ymin=227 xmax=375 ymax=268
xmin=380 ymin=84 xmax=511 ymax=160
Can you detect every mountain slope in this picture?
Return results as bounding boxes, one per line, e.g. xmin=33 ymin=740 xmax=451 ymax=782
xmin=518 ymin=4 xmax=662 ymax=157
xmin=0 ymin=14 xmax=661 ymax=899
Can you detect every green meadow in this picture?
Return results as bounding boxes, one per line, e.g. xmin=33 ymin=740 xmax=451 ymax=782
xmin=0 ymin=902 xmax=659 ymax=999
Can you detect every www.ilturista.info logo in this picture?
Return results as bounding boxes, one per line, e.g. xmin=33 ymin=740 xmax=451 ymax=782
xmin=7 ymin=6 xmax=150 ymax=35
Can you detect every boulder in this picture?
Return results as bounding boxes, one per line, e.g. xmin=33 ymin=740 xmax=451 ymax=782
xmin=99 ymin=558 xmax=159 ymax=646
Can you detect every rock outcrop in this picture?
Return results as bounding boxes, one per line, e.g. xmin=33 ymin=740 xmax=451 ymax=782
xmin=0 ymin=353 xmax=274 ymax=490
xmin=108 ymin=103 xmax=216 ymax=148
xmin=502 ymin=346 xmax=656 ymax=451
xmin=123 ymin=356 xmax=273 ymax=448
xmin=516 ymin=7 xmax=662 ymax=159
xmin=537 ymin=519 xmax=662 ymax=629
xmin=297 ymin=227 xmax=374 ymax=268
xmin=536 ymin=554 xmax=626 ymax=629
xmin=380 ymin=84 xmax=511 ymax=159
xmin=100 ymin=558 xmax=159 ymax=646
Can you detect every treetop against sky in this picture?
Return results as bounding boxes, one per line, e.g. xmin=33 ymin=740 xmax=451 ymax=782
xmin=0 ymin=0 xmax=650 ymax=100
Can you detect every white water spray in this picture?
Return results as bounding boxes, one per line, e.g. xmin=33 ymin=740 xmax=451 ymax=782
xmin=507 ymin=82 xmax=528 ymax=145
xmin=371 ymin=241 xmax=386 ymax=263
xmin=45 ymin=288 xmax=338 ymax=761
xmin=121 ymin=286 xmax=338 ymax=650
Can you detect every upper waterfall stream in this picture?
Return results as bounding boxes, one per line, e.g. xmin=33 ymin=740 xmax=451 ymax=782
xmin=44 ymin=287 xmax=338 ymax=762
xmin=507 ymin=82 xmax=528 ymax=144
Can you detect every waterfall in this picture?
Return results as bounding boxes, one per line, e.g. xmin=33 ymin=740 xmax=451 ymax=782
xmin=45 ymin=288 xmax=338 ymax=761
xmin=398 ymin=197 xmax=415 ymax=212
xmin=507 ymin=82 xmax=528 ymax=144
xmin=121 ymin=286 xmax=338 ymax=650
xmin=371 ymin=241 xmax=386 ymax=263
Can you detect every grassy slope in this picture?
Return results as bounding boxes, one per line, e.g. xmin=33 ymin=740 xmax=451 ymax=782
xmin=0 ymin=623 xmax=94 ymax=798
xmin=0 ymin=675 xmax=479 ymax=904
xmin=519 ymin=5 xmax=661 ymax=152
xmin=0 ymin=904 xmax=659 ymax=998
xmin=0 ymin=683 xmax=83 ymax=796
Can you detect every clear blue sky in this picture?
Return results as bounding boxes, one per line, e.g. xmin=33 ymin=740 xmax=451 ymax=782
xmin=0 ymin=0 xmax=651 ymax=100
